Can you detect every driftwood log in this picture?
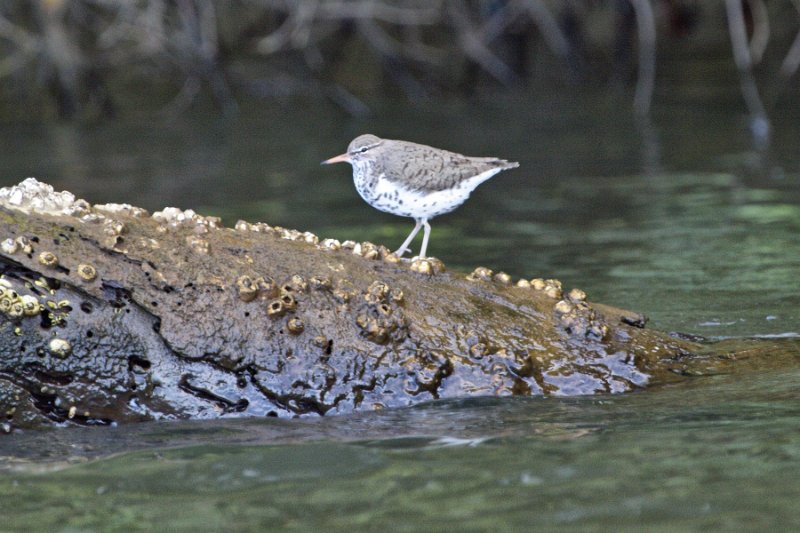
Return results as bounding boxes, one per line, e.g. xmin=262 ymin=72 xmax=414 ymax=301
xmin=0 ymin=178 xmax=763 ymax=431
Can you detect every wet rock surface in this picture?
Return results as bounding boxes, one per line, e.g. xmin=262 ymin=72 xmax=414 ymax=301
xmin=0 ymin=178 xmax=749 ymax=430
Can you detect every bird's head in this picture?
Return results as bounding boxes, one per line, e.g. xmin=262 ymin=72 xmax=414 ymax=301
xmin=321 ymin=134 xmax=383 ymax=165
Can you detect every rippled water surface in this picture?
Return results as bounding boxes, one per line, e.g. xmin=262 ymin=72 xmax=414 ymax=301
xmin=1 ymin=81 xmax=800 ymax=530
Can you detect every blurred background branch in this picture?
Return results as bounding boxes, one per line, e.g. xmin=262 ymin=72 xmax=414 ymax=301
xmin=0 ymin=0 xmax=797 ymax=120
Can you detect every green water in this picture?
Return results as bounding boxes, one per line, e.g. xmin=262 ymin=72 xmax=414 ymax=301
xmin=2 ymin=368 xmax=800 ymax=531
xmin=1 ymin=82 xmax=800 ymax=530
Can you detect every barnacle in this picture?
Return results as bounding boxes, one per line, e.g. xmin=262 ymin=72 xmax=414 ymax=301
xmin=287 ymin=318 xmax=305 ymax=334
xmin=236 ymin=275 xmax=258 ymax=302
xmin=48 ymin=338 xmax=72 ymax=358
xmin=77 ymin=264 xmax=97 ymax=281
xmin=267 ymin=299 xmax=286 ymax=318
xmin=38 ymin=251 xmax=58 ymax=267
xmin=466 ymin=266 xmax=493 ymax=281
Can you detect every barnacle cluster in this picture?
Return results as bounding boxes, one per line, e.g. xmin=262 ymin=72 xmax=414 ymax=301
xmin=0 ymin=177 xmax=88 ymax=216
xmin=278 ymin=227 xmax=319 ymax=244
xmin=235 ymin=217 xmax=428 ymax=269
xmin=234 ymin=220 xmax=275 ymax=234
xmin=185 ymin=235 xmax=210 ymax=255
xmin=0 ymin=278 xmax=42 ymax=320
xmin=410 ymin=257 xmax=445 ymax=275
xmin=317 ymin=237 xmax=401 ymax=264
xmin=332 ymin=278 xmax=356 ymax=305
xmin=308 ymin=276 xmax=332 ymax=291
xmin=466 ymin=268 xmax=565 ymax=299
xmin=263 ymin=275 xmax=302 ymax=321
xmin=552 ymin=286 xmax=608 ymax=341
xmin=257 ymin=276 xmax=279 ymax=298
xmin=531 ymin=278 xmax=563 ymax=299
xmin=0 ymin=179 xmax=425 ymax=274
xmin=0 ymin=179 xmax=136 ymax=252
xmin=235 ymin=219 xmax=321 ymax=244
xmin=153 ymin=207 xmax=222 ymax=234
xmin=98 ymin=218 xmax=128 ymax=250
xmin=286 ymin=274 xmax=307 ymax=292
xmin=354 ymin=280 xmax=406 ymax=344
xmin=236 ymin=220 xmax=314 ymax=243
xmin=0 ymin=288 xmax=25 ymax=319
xmin=94 ymin=203 xmax=149 ymax=218
xmin=236 ymin=274 xmax=279 ymax=302
xmin=1 ymin=235 xmax=33 ymax=256
xmin=455 ymin=325 xmax=510 ymax=360
xmin=355 ymin=241 xmax=380 ymax=260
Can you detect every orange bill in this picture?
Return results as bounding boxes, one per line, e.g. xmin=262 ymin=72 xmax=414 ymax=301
xmin=321 ymin=153 xmax=350 ymax=165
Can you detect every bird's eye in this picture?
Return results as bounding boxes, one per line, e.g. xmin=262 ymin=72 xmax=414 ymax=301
xmin=359 ymin=147 xmax=368 ymax=153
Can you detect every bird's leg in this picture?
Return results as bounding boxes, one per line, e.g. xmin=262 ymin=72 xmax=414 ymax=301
xmin=395 ymin=218 xmax=423 ymax=257
xmin=418 ymin=219 xmax=432 ymax=258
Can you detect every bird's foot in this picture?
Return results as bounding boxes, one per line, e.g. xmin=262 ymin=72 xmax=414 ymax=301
xmin=394 ymin=246 xmax=411 ymax=257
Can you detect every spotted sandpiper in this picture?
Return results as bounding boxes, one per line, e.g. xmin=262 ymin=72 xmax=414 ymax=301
xmin=322 ymin=134 xmax=518 ymax=258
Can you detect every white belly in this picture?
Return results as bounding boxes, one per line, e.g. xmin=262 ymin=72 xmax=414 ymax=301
xmin=359 ymin=168 xmax=504 ymax=219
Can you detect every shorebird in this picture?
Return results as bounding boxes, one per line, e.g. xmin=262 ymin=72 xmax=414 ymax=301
xmin=322 ymin=134 xmax=518 ymax=258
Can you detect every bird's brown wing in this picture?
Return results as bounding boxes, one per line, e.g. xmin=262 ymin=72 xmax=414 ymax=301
xmin=383 ymin=140 xmax=517 ymax=194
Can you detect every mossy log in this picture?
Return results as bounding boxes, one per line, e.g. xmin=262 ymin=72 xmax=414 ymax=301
xmin=0 ymin=178 xmax=746 ymax=430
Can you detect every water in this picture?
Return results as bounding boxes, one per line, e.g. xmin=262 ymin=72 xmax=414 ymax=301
xmin=3 ymin=369 xmax=800 ymax=531
xmin=1 ymin=78 xmax=800 ymax=529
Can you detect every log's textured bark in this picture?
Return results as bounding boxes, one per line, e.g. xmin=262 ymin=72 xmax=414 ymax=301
xmin=0 ymin=178 xmax=704 ymax=430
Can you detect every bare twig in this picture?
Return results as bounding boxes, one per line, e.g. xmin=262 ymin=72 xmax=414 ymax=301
xmin=747 ymin=0 xmax=769 ymax=65
xmin=0 ymin=14 xmax=39 ymax=50
xmin=315 ymin=0 xmax=442 ymax=25
xmin=779 ymin=0 xmax=800 ymax=79
xmin=447 ymin=3 xmax=516 ymax=85
xmin=779 ymin=31 xmax=800 ymax=79
xmin=0 ymin=14 xmax=39 ymax=79
xmin=515 ymin=0 xmax=570 ymax=60
xmin=631 ymin=0 xmax=656 ymax=118
xmin=725 ymin=0 xmax=770 ymax=147
xmin=0 ymin=0 xmax=792 ymax=126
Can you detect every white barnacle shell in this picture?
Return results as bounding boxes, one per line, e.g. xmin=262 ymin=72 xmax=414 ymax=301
xmin=38 ymin=251 xmax=59 ymax=267
xmin=0 ymin=178 xmax=81 ymax=216
xmin=410 ymin=258 xmax=433 ymax=275
xmin=1 ymin=238 xmax=18 ymax=254
xmin=20 ymin=294 xmax=41 ymax=316
xmin=568 ymin=288 xmax=587 ymax=302
xmin=320 ymin=238 xmax=341 ymax=251
xmin=554 ymin=300 xmax=574 ymax=314
xmin=48 ymin=338 xmax=72 ymax=358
